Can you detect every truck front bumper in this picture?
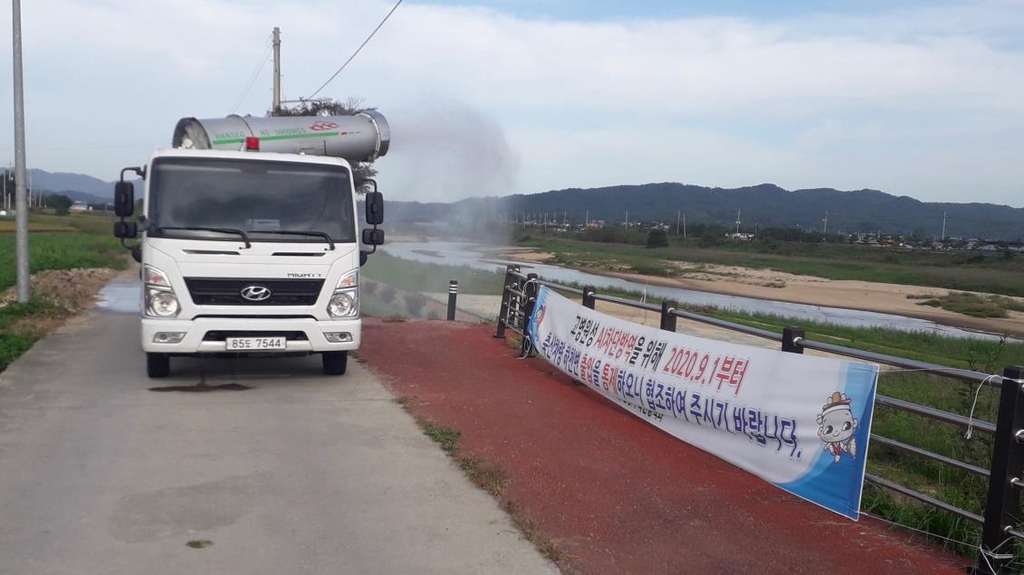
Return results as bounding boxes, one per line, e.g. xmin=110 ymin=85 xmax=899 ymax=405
xmin=141 ymin=316 xmax=361 ymax=355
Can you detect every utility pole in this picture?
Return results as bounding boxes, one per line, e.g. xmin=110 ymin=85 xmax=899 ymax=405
xmin=822 ymin=211 xmax=829 ymax=235
xmin=12 ymin=0 xmax=30 ymax=302
xmin=625 ymin=210 xmax=628 ymax=228
xmin=272 ymin=27 xmax=282 ymax=114
xmin=676 ymin=210 xmax=680 ymax=235
xmin=683 ymin=213 xmax=686 ymax=238
xmin=941 ymin=211 xmax=947 ymax=241
xmin=585 ymin=209 xmax=589 ymax=227
xmin=735 ymin=209 xmax=741 ymax=235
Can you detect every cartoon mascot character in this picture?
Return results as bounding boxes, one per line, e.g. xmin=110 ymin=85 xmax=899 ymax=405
xmin=816 ymin=392 xmax=858 ymax=464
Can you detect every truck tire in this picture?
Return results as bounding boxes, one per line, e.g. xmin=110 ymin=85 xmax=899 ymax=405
xmin=322 ymin=351 xmax=348 ymax=376
xmin=147 ymin=353 xmax=170 ymax=378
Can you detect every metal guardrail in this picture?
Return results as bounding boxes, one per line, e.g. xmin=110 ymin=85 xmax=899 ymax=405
xmin=493 ymin=264 xmax=1024 ymax=574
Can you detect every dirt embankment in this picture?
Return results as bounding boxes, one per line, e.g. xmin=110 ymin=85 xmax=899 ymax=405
xmin=0 ymin=267 xmax=133 ymax=337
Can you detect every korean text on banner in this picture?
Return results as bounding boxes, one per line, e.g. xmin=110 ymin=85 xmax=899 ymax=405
xmin=526 ymin=286 xmax=879 ymax=520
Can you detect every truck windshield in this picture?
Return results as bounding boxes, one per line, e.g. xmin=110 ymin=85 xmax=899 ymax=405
xmin=147 ymin=157 xmax=356 ymax=243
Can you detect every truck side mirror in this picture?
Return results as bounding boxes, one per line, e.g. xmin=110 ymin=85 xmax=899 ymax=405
xmin=362 ymin=228 xmax=385 ymax=246
xmin=114 ymin=181 xmax=135 ymax=217
xmin=114 ymin=220 xmax=138 ymax=239
xmin=365 ymin=191 xmax=383 ymax=225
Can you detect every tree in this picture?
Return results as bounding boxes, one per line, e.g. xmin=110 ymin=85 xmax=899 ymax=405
xmin=44 ymin=193 xmax=73 ymax=216
xmin=268 ymin=97 xmax=378 ymax=192
xmin=646 ymin=228 xmax=669 ymax=248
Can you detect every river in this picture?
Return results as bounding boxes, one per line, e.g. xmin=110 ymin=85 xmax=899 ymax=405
xmin=381 ymin=241 xmax=1016 ymax=342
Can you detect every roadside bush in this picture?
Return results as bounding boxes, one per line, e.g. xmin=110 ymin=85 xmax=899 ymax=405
xmin=405 ymin=294 xmax=427 ymax=317
xmin=646 ymin=229 xmax=668 ymax=248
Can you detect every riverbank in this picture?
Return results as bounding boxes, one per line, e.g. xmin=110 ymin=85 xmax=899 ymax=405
xmin=493 ymin=247 xmax=1024 ymax=338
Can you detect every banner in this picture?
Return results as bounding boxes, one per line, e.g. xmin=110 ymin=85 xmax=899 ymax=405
xmin=526 ymin=286 xmax=878 ymax=520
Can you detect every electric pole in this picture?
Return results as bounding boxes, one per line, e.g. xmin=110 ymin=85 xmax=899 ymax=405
xmin=272 ymin=27 xmax=282 ymax=114
xmin=676 ymin=210 xmax=680 ymax=235
xmin=941 ymin=211 xmax=947 ymax=241
xmin=735 ymin=209 xmax=741 ymax=235
xmin=12 ymin=0 xmax=30 ymax=303
xmin=683 ymin=213 xmax=686 ymax=238
xmin=822 ymin=211 xmax=829 ymax=235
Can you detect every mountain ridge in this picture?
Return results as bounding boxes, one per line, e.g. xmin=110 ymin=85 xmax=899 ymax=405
xmin=11 ymin=170 xmax=1023 ymax=240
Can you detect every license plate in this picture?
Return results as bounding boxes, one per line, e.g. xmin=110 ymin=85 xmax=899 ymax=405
xmin=225 ymin=337 xmax=286 ymax=351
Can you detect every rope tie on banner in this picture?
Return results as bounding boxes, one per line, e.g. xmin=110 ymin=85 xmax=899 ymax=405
xmin=876 ymin=368 xmax=1001 ymax=440
xmin=517 ymin=337 xmax=533 ymax=359
xmin=965 ymin=374 xmax=1002 ymax=440
xmin=977 ymin=531 xmax=1020 ymax=574
xmin=860 ymin=510 xmax=979 ymax=550
xmin=860 ymin=510 xmax=1024 ymax=574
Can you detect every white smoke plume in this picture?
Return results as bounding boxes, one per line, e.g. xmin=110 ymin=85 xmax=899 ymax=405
xmin=381 ymin=97 xmax=520 ymax=204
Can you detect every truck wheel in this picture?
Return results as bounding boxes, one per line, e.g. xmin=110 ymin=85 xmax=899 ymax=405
xmin=147 ymin=353 xmax=170 ymax=378
xmin=322 ymin=351 xmax=348 ymax=375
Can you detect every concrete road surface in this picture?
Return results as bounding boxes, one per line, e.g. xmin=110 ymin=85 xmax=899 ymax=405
xmin=0 ymin=285 xmax=558 ymax=575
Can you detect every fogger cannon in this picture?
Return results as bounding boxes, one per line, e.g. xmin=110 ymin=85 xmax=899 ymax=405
xmin=172 ymin=111 xmax=391 ymax=163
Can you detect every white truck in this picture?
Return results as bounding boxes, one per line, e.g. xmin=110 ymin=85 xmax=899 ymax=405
xmin=112 ymin=113 xmax=389 ymax=378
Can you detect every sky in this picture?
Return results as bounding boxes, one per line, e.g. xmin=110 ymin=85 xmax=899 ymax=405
xmin=0 ymin=0 xmax=1022 ymax=206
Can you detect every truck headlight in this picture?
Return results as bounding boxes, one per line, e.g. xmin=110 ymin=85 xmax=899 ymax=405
xmin=144 ymin=264 xmax=180 ymax=318
xmin=146 ymin=287 xmax=180 ymax=317
xmin=327 ymin=290 xmax=357 ymax=318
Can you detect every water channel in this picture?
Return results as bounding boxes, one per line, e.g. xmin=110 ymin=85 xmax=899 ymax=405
xmin=382 ymin=241 xmax=1016 ymax=342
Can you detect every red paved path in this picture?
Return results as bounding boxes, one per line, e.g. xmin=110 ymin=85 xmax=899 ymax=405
xmin=361 ymin=318 xmax=970 ymax=575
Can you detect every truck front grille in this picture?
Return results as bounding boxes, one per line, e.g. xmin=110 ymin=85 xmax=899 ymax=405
xmin=184 ymin=278 xmax=325 ymax=306
xmin=202 ymin=330 xmax=309 ymax=341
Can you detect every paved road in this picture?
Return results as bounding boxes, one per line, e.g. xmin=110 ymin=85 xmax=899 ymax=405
xmin=0 ymin=293 xmax=558 ymax=574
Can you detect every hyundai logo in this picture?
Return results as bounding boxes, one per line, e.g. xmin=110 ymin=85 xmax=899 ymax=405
xmin=240 ymin=285 xmax=273 ymax=302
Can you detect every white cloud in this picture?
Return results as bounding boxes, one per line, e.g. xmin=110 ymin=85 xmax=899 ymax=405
xmin=0 ymin=0 xmax=1021 ymax=205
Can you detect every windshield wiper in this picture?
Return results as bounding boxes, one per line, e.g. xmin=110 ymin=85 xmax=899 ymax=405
xmin=152 ymin=226 xmax=252 ymax=248
xmin=254 ymin=230 xmax=335 ymax=250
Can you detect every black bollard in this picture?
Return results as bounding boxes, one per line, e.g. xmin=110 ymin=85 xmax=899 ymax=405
xmin=447 ymin=280 xmax=458 ymax=321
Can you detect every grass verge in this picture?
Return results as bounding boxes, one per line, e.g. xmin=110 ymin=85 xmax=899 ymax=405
xmin=363 ymin=251 xmax=503 ymax=296
xmin=400 ymin=399 xmax=562 ymax=565
xmin=0 ymin=301 xmax=71 ymax=372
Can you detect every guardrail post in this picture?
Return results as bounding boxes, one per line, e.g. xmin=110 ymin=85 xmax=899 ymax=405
xmin=494 ymin=265 xmax=515 ymax=338
xmin=521 ymin=272 xmax=539 ymax=356
xmin=782 ymin=327 xmax=805 ymax=354
xmin=660 ymin=299 xmax=677 ymax=332
xmin=447 ymin=280 xmax=458 ymax=321
xmin=976 ymin=365 xmax=1024 ymax=575
xmin=582 ymin=285 xmax=596 ymax=309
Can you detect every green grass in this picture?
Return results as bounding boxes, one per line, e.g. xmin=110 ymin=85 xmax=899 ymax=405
xmin=0 ymin=233 xmax=127 ymax=292
xmin=418 ymin=418 xmax=462 ymax=454
xmin=0 ymin=213 xmax=127 ymax=373
xmin=0 ymin=301 xmax=67 ymax=372
xmin=914 ymin=292 xmax=1024 ymax=318
xmin=362 ymin=251 xmax=503 ymax=296
xmin=516 ymin=232 xmax=1024 ymax=297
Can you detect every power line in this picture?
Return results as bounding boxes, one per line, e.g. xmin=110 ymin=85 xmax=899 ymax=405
xmin=308 ymin=0 xmax=403 ymax=99
xmin=230 ymin=34 xmax=274 ymax=114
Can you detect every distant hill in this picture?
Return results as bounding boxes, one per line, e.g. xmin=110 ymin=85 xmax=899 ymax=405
xmin=388 ymin=183 xmax=1024 ymax=241
xmin=27 ymin=169 xmax=111 ymax=204
xmin=17 ymin=170 xmax=1024 ymax=240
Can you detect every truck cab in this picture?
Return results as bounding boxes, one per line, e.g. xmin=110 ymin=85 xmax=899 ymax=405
xmin=113 ymin=114 xmax=388 ymax=378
